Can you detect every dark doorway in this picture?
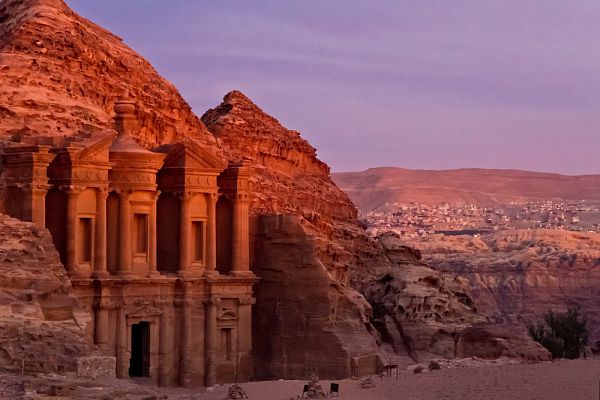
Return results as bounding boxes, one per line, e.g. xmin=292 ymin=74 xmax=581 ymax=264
xmin=129 ymin=321 xmax=150 ymax=377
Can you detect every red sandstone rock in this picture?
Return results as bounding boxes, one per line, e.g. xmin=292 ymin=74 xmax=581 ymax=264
xmin=0 ymin=214 xmax=99 ymax=373
xmin=0 ymin=0 xmax=550 ymax=381
xmin=203 ymin=93 xmax=387 ymax=378
xmin=367 ymin=232 xmax=549 ymax=361
xmin=406 ymin=229 xmax=600 ymax=347
xmin=0 ymin=0 xmax=218 ymax=150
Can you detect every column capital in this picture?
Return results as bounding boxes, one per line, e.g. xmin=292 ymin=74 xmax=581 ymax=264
xmin=203 ymin=297 xmax=221 ymax=307
xmin=206 ymin=192 xmax=218 ymax=202
xmin=236 ymin=297 xmax=256 ymax=306
xmin=114 ymin=188 xmax=133 ymax=197
xmin=60 ymin=185 xmax=85 ymax=195
xmin=20 ymin=183 xmax=50 ymax=192
xmin=150 ymin=190 xmax=161 ymax=202
xmin=96 ymin=186 xmax=110 ymax=197
xmin=176 ymin=191 xmax=196 ymax=202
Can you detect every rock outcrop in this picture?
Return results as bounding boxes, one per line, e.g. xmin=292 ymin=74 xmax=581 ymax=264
xmin=202 ymin=91 xmax=391 ymax=290
xmin=0 ymin=0 xmax=217 ymax=149
xmin=405 ymin=230 xmax=600 ymax=346
xmin=203 ymin=92 xmax=385 ymax=378
xmin=366 ymin=232 xmax=550 ymax=361
xmin=0 ymin=214 xmax=98 ymax=373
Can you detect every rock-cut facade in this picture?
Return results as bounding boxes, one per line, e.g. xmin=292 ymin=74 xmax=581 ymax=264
xmin=0 ymin=98 xmax=258 ymax=387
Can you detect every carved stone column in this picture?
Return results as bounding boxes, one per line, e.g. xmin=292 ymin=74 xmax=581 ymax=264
xmin=236 ymin=298 xmax=254 ymax=354
xmin=178 ymin=192 xmax=192 ymax=276
xmin=93 ymin=187 xmax=109 ymax=278
xmin=179 ymin=297 xmax=193 ymax=387
xmin=116 ymin=305 xmax=128 ymax=378
xmin=148 ymin=191 xmax=160 ymax=277
xmin=158 ymin=306 xmax=172 ymax=386
xmin=117 ymin=190 xmax=133 ymax=277
xmin=236 ymin=297 xmax=255 ymax=381
xmin=231 ymin=194 xmax=251 ymax=275
xmin=94 ymin=306 xmax=110 ymax=352
xmin=204 ymin=297 xmax=219 ymax=386
xmin=28 ymin=186 xmax=48 ymax=228
xmin=65 ymin=186 xmax=82 ymax=275
xmin=205 ymin=193 xmax=218 ymax=276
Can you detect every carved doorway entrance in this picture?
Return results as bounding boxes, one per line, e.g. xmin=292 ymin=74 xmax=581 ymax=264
xmin=129 ymin=321 xmax=150 ymax=377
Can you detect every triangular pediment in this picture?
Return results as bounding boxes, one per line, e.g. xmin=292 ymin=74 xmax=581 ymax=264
xmin=218 ymin=309 xmax=238 ymax=321
xmin=77 ymin=133 xmax=114 ymax=163
xmin=156 ymin=140 xmax=226 ymax=172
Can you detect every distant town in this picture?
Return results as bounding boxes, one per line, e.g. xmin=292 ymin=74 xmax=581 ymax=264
xmin=362 ymin=200 xmax=600 ymax=238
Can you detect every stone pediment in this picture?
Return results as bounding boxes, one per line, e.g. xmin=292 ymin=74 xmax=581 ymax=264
xmin=52 ymin=133 xmax=114 ymax=165
xmin=76 ymin=133 xmax=114 ymax=163
xmin=155 ymin=140 xmax=226 ymax=173
xmin=218 ymin=309 xmax=238 ymax=322
xmin=126 ymin=304 xmax=163 ymax=320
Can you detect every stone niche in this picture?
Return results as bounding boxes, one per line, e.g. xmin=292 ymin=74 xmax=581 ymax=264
xmin=0 ymin=98 xmax=259 ymax=387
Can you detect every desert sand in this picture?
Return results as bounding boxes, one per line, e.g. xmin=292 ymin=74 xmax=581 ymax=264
xmin=5 ymin=359 xmax=598 ymax=399
xmin=197 ymin=359 xmax=600 ymax=400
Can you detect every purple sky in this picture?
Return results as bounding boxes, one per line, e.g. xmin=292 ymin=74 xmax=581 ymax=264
xmin=67 ymin=1 xmax=600 ymax=175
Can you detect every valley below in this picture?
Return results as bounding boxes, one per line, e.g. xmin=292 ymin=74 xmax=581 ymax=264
xmin=337 ymin=167 xmax=600 ymax=350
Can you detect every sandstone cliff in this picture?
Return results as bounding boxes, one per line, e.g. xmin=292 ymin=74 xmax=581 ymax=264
xmin=202 ymin=91 xmax=391 ymax=290
xmin=0 ymin=0 xmax=217 ymax=149
xmin=0 ymin=214 xmax=98 ymax=373
xmin=405 ymin=230 xmax=600 ymax=346
xmin=366 ymin=232 xmax=550 ymax=361
xmin=203 ymin=92 xmax=387 ymax=378
xmin=202 ymin=93 xmax=549 ymax=366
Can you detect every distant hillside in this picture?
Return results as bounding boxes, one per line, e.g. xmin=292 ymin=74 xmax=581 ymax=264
xmin=332 ymin=167 xmax=600 ymax=211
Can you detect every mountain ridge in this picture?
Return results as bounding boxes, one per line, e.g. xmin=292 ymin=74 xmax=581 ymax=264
xmin=332 ymin=167 xmax=600 ymax=211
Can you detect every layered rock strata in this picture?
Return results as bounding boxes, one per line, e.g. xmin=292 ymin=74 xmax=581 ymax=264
xmin=405 ymin=230 xmax=600 ymax=345
xmin=0 ymin=214 xmax=98 ymax=373
xmin=0 ymin=0 xmax=217 ymax=149
xmin=366 ymin=232 xmax=550 ymax=361
xmin=203 ymin=92 xmax=385 ymax=378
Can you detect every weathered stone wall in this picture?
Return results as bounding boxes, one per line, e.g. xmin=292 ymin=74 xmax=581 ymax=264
xmin=251 ymin=214 xmax=379 ymax=379
xmin=0 ymin=214 xmax=98 ymax=373
xmin=203 ymin=92 xmax=385 ymax=378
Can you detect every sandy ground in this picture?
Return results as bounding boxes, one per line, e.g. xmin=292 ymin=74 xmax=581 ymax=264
xmin=196 ymin=359 xmax=600 ymax=400
xmin=4 ymin=359 xmax=600 ymax=399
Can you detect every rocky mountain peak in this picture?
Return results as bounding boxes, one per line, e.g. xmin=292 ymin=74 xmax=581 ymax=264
xmin=0 ymin=0 xmax=218 ymax=151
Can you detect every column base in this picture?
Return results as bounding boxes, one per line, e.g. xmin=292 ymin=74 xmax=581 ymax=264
xmin=177 ymin=269 xmax=203 ymax=279
xmin=146 ymin=270 xmax=162 ymax=278
xmin=203 ymin=269 xmax=220 ymax=278
xmin=116 ymin=270 xmax=136 ymax=278
xmin=91 ymin=271 xmax=111 ymax=279
xmin=229 ymin=270 xmax=255 ymax=278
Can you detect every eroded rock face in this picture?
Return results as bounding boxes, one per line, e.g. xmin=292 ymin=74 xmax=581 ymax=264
xmin=405 ymin=230 xmax=600 ymax=345
xmin=0 ymin=214 xmax=98 ymax=373
xmin=366 ymin=232 xmax=549 ymax=361
xmin=416 ymin=230 xmax=600 ymax=333
xmin=0 ymin=0 xmax=217 ymax=149
xmin=252 ymin=215 xmax=379 ymax=379
xmin=204 ymin=93 xmax=384 ymax=378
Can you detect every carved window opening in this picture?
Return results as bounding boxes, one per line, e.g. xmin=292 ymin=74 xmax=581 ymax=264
xmin=219 ymin=327 xmax=233 ymax=361
xmin=192 ymin=220 xmax=204 ymax=262
xmin=78 ymin=217 xmax=93 ymax=263
xmin=134 ymin=214 xmax=148 ymax=254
